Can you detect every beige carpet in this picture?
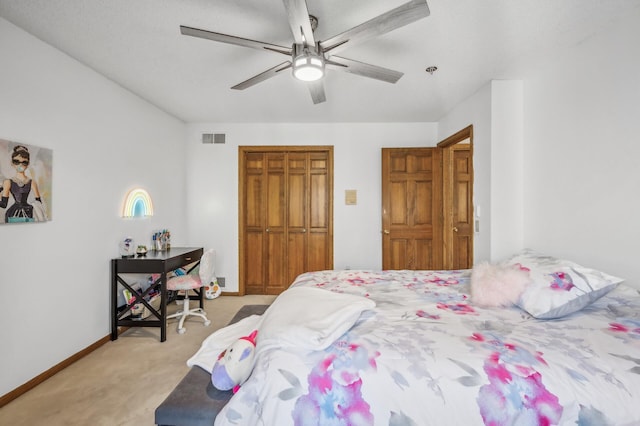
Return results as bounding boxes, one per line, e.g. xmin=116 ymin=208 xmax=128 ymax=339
xmin=0 ymin=294 xmax=275 ymax=426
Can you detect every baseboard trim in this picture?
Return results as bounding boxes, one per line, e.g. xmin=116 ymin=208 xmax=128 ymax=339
xmin=0 ymin=334 xmax=112 ymax=408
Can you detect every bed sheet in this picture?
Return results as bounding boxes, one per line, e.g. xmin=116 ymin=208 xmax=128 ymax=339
xmin=213 ymin=269 xmax=640 ymax=426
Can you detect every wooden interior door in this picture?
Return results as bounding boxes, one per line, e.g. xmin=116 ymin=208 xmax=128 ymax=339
xmin=382 ymin=148 xmax=443 ymax=270
xmin=240 ymin=146 xmax=333 ymax=295
xmin=382 ymin=126 xmax=474 ymax=270
xmin=443 ymin=144 xmax=473 ymax=269
xmin=439 ymin=126 xmax=474 ymax=269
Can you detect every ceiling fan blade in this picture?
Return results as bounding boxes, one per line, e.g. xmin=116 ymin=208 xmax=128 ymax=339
xmin=282 ymin=0 xmax=316 ymax=46
xmin=327 ymin=56 xmax=403 ymax=83
xmin=307 ymin=80 xmax=326 ymax=104
xmin=320 ymin=0 xmax=430 ymax=55
xmin=231 ymin=62 xmax=292 ymax=90
xmin=180 ymin=25 xmax=291 ymax=55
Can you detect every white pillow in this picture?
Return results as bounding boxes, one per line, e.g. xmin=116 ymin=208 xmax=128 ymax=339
xmin=503 ymin=249 xmax=623 ymax=319
xmin=257 ymin=286 xmax=376 ymax=351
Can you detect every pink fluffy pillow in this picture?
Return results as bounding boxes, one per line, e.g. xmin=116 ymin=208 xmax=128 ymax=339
xmin=471 ymin=262 xmax=529 ymax=307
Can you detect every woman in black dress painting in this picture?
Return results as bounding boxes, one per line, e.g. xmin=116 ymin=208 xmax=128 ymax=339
xmin=0 ymin=145 xmax=44 ymax=223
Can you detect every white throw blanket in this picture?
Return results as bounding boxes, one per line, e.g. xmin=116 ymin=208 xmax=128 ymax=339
xmin=187 ymin=286 xmax=376 ymax=373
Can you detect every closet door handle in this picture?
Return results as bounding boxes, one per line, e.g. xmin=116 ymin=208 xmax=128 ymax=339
xmin=266 ymin=228 xmax=270 ymax=233
xmin=302 ymin=228 xmax=306 ymax=233
xmin=383 ymin=230 xmax=390 ymax=235
xmin=453 ymin=227 xmax=459 ymax=232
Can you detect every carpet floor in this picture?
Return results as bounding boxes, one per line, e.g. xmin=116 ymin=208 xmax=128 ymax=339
xmin=0 ymin=294 xmax=275 ymax=426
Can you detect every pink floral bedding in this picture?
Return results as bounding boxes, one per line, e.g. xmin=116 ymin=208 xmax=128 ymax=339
xmin=213 ymin=270 xmax=640 ymax=425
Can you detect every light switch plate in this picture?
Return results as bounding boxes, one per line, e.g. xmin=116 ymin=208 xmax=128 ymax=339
xmin=345 ymin=190 xmax=357 ymax=205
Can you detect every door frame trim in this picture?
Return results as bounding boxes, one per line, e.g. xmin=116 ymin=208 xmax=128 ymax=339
xmin=437 ymin=125 xmax=473 ymax=149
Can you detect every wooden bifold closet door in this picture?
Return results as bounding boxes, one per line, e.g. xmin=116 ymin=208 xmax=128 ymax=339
xmin=239 ymin=146 xmax=333 ymax=295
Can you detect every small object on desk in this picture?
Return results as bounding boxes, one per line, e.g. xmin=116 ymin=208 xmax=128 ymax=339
xmin=152 ymin=229 xmax=171 ymax=251
xmin=119 ymin=237 xmax=135 ymax=258
xmin=136 ymin=245 xmax=148 ymax=256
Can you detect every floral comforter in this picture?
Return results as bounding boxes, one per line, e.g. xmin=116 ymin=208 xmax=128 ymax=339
xmin=213 ymin=270 xmax=640 ymax=426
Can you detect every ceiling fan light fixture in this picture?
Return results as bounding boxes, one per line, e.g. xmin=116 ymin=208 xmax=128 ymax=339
xmin=292 ymin=45 xmax=325 ymax=82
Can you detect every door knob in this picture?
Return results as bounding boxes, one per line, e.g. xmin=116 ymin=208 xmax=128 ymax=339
xmin=453 ymin=227 xmax=459 ymax=232
xmin=266 ymin=228 xmax=270 ymax=233
xmin=383 ymin=230 xmax=390 ymax=234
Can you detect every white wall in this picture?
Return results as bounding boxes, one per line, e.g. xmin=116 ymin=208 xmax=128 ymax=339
xmin=438 ymin=80 xmax=524 ymax=264
xmin=438 ymin=83 xmax=492 ymax=262
xmin=185 ymin=123 xmax=438 ymax=292
xmin=521 ymin=9 xmax=640 ymax=288
xmin=438 ymin=9 xmax=640 ymax=289
xmin=490 ymin=81 xmax=524 ymax=260
xmin=0 ymin=18 xmax=187 ymax=395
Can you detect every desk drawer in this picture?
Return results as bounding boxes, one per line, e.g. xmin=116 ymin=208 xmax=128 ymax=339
xmin=165 ymin=248 xmax=203 ymax=271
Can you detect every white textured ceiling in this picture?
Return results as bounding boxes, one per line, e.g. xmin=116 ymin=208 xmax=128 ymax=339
xmin=1 ymin=0 xmax=638 ymax=123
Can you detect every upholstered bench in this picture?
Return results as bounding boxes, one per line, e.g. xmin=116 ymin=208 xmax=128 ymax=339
xmin=155 ymin=304 xmax=269 ymax=426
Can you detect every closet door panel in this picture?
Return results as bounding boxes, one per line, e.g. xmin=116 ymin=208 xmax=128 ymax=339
xmin=310 ymin=153 xmax=329 ymax=229
xmin=245 ymin=232 xmax=264 ymax=294
xmin=265 ymin=154 xmax=285 ymax=246
xmin=308 ymin=151 xmax=330 ymax=272
xmin=287 ymin=153 xmax=307 ymax=230
xmin=264 ymin=153 xmax=287 ymax=294
xmin=265 ymin=231 xmax=286 ymax=294
xmin=307 ymin=231 xmax=328 ymax=272
xmin=310 ymin=173 xmax=328 ymax=228
xmin=286 ymin=153 xmax=308 ymax=287
xmin=245 ymin=176 xmax=263 ymax=227
xmin=243 ymin=153 xmax=265 ymax=294
xmin=287 ymin=232 xmax=306 ymax=287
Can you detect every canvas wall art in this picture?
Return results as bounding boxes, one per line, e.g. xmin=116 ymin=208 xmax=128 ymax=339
xmin=0 ymin=139 xmax=52 ymax=224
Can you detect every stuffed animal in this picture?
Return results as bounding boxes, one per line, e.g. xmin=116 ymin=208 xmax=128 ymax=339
xmin=211 ymin=330 xmax=258 ymax=393
xmin=205 ymin=278 xmax=222 ymax=300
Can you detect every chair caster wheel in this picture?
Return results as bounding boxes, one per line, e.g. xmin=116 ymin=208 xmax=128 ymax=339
xmin=178 ymin=328 xmax=186 ymax=334
xmin=204 ymin=320 xmax=211 ymax=326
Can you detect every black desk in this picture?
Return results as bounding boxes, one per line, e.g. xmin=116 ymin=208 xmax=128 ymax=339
xmin=111 ymin=247 xmax=204 ymax=342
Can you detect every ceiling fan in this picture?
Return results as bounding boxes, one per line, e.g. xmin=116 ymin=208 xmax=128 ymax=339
xmin=180 ymin=0 xmax=430 ymax=104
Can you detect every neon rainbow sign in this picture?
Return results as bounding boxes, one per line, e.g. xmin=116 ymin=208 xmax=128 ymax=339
xmin=122 ymin=188 xmax=154 ymax=218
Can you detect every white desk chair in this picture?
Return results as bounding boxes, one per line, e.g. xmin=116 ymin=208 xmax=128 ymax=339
xmin=166 ymin=248 xmax=214 ymax=334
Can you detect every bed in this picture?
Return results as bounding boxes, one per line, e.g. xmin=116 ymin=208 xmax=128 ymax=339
xmin=187 ymin=250 xmax=640 ymax=425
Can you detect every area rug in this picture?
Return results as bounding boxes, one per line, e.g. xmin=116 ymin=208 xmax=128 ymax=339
xmin=229 ymin=304 xmax=269 ymax=323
